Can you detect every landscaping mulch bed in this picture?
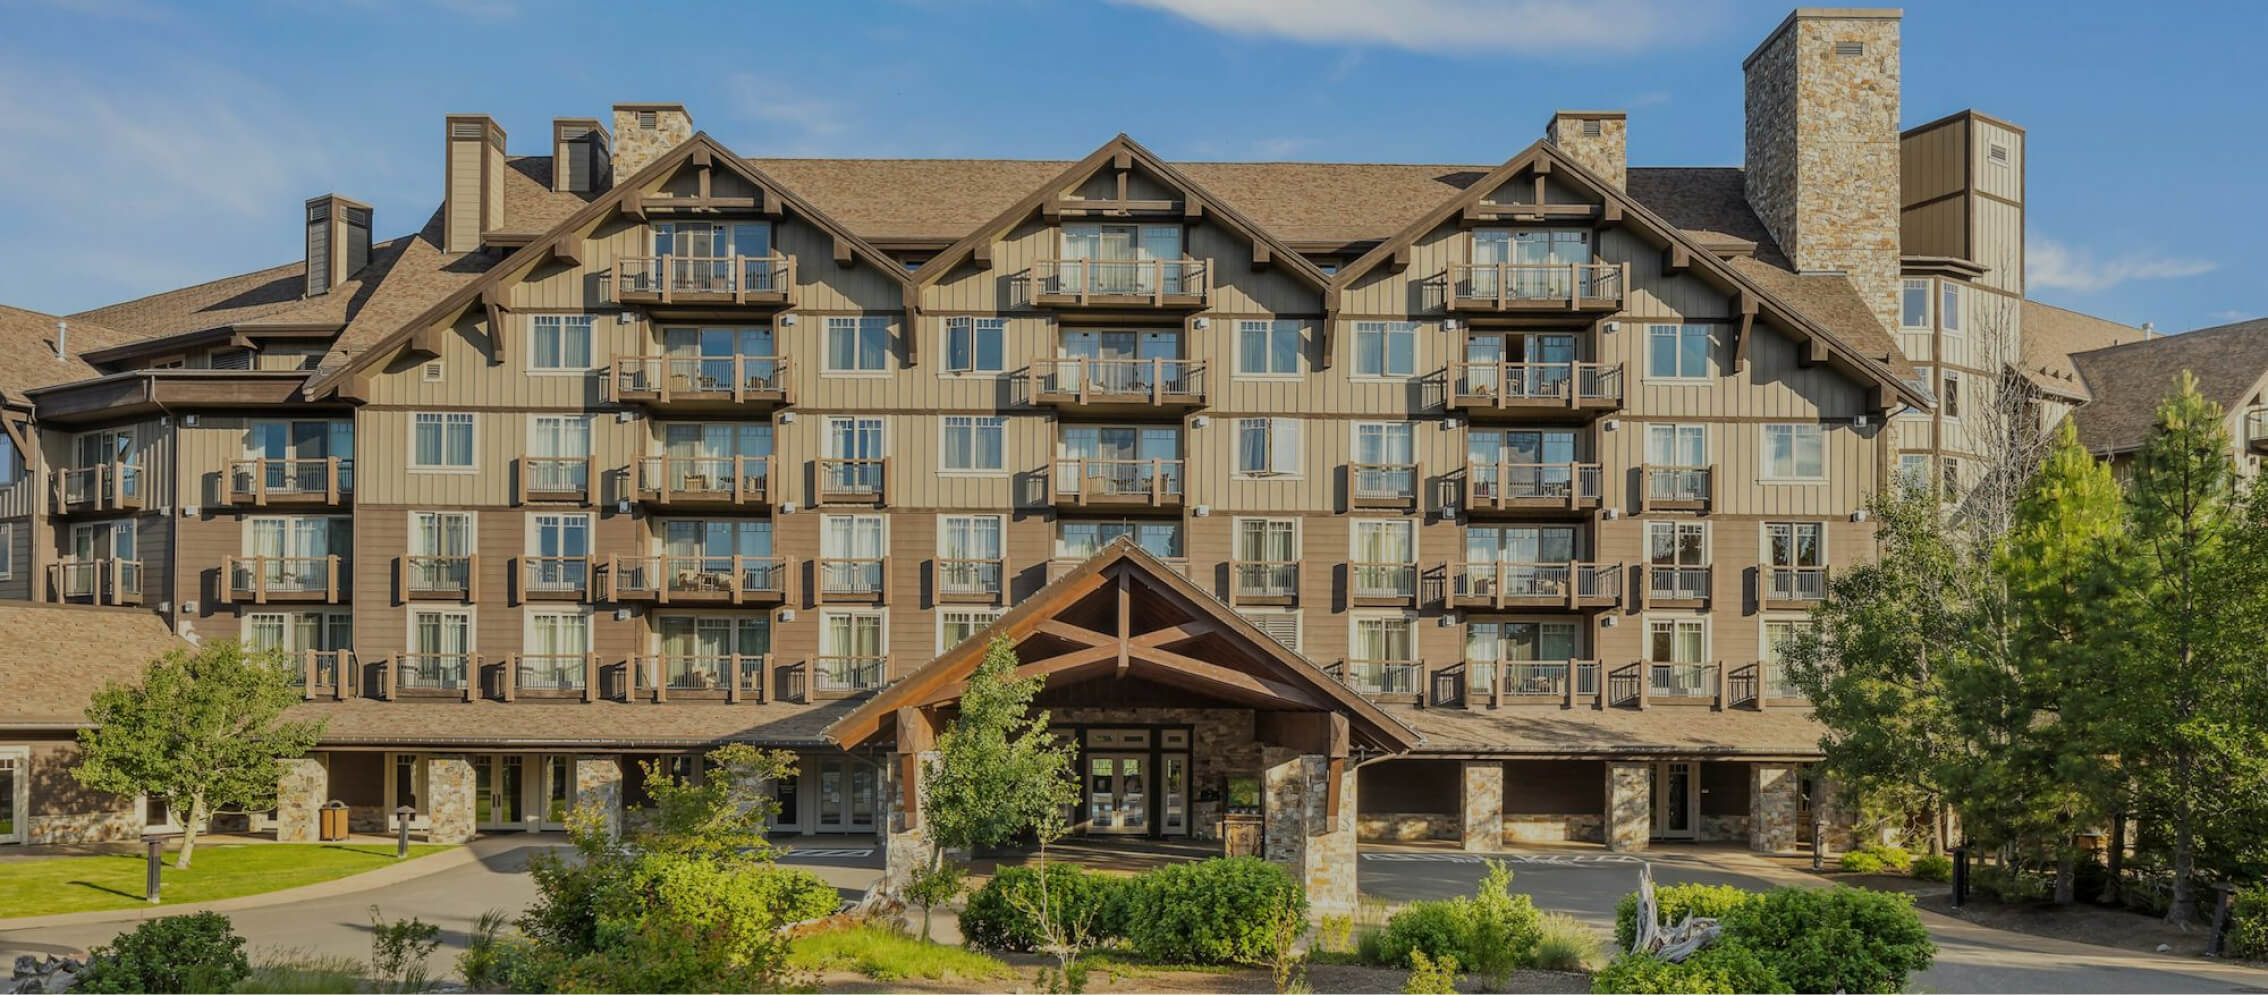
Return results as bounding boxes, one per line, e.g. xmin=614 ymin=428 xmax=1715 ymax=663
xmin=1914 ymin=892 xmax=2221 ymax=960
xmin=816 ymin=961 xmax=1594 ymax=994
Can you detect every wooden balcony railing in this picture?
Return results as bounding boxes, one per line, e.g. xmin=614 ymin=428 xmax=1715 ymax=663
xmin=518 ymin=555 xmax=592 ymax=602
xmin=1450 ymin=561 xmax=1621 ymax=609
xmin=1229 ymin=560 xmax=1298 ymax=606
xmin=1640 ymin=465 xmax=1713 ymax=513
xmin=1649 ymin=662 xmax=1719 ymax=702
xmin=515 ymin=456 xmax=594 ymax=505
xmin=222 ymin=555 xmax=345 ymax=604
xmin=398 ymin=555 xmax=477 ymax=602
xmin=608 ymin=254 xmax=794 ymax=306
xmin=816 ymin=556 xmax=891 ymax=603
xmin=386 ymin=653 xmax=479 ymax=701
xmin=1031 ymin=258 xmax=1209 ymax=308
xmin=51 ymin=463 xmax=143 ymax=514
xmin=815 ymin=458 xmax=889 ymax=506
xmin=1052 ymin=458 xmax=1184 ymax=508
xmin=1349 ymin=562 xmax=1419 ymax=606
xmin=934 ymin=556 xmax=1006 ymax=603
xmin=604 ymin=554 xmax=792 ymax=604
xmin=607 ymin=355 xmax=790 ymax=406
xmin=1466 ymin=461 xmax=1601 ymax=513
xmin=1448 ymin=261 xmax=1626 ymax=311
xmin=1350 ymin=463 xmax=1421 ymax=510
xmin=813 ymin=655 xmax=887 ymax=696
xmin=1761 ymin=565 xmax=1829 ymax=607
xmin=1447 ymin=361 xmax=1623 ymax=413
xmin=635 ymin=654 xmax=772 ymax=703
xmin=290 ymin=649 xmax=355 ymax=701
xmin=1028 ymin=358 xmax=1206 ymax=408
xmin=227 ymin=458 xmax=352 ymax=507
xmin=1643 ymin=564 xmax=1713 ymax=606
xmin=634 ymin=455 xmax=773 ymax=508
xmin=503 ymin=653 xmax=598 ymax=702
xmin=1462 ymin=659 xmax=1603 ymax=709
xmin=49 ymin=558 xmax=141 ymax=606
xmin=2248 ymin=408 xmax=2268 ymax=456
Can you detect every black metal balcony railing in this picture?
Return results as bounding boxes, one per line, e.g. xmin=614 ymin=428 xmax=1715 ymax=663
xmin=817 ymin=557 xmax=888 ymax=601
xmin=935 ymin=557 xmax=1005 ymax=601
xmin=814 ymin=655 xmax=885 ymax=694
xmin=1343 ymin=660 xmax=1422 ymax=698
xmin=1231 ymin=560 xmax=1298 ymax=603
xmin=1764 ymin=565 xmax=1829 ymax=604
xmin=224 ymin=555 xmax=345 ymax=604
xmin=395 ymin=653 xmax=471 ymax=693
xmin=1351 ymin=463 xmax=1420 ymax=508
xmin=1646 ymin=564 xmax=1713 ymax=603
xmin=1649 ymin=662 xmax=1715 ymax=699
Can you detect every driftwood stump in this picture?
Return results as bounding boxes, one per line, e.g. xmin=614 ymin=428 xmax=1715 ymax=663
xmin=1630 ymin=862 xmax=1724 ymax=962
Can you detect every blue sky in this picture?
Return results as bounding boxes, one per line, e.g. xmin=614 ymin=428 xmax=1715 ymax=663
xmin=2 ymin=0 xmax=2260 ymax=332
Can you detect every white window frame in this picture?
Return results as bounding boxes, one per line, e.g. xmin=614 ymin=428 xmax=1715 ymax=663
xmin=1349 ymin=518 xmax=1419 ymax=565
xmin=1940 ymin=371 xmax=1962 ymax=421
xmin=408 ymin=510 xmax=477 ymax=555
xmin=526 ymin=414 xmax=592 ymax=460
xmin=1231 ymin=516 xmax=1300 ymax=564
xmin=1761 ymin=521 xmax=1828 ymax=568
xmin=819 ymin=608 xmax=890 ymax=656
xmin=0 ymin=522 xmax=13 ymax=580
xmin=1644 ymin=423 xmax=1707 ymax=467
xmin=1896 ymin=453 xmax=1930 ymax=492
xmin=937 ymin=607 xmax=1004 ymax=651
xmin=822 ymin=316 xmax=892 ymax=376
xmin=936 ymin=514 xmax=1005 ymax=559
xmin=1643 ymin=615 xmax=1711 ymax=663
xmin=1644 ymin=520 xmax=1710 ymax=565
xmin=942 ymin=316 xmax=1006 ymax=375
xmin=409 ymin=412 xmax=477 ymax=472
xmin=522 ymin=606 xmax=593 ymax=656
xmin=1940 ymin=284 xmax=1962 ymax=334
xmin=525 ymin=511 xmax=591 ymax=557
xmin=0 ymin=439 xmax=21 ymax=488
xmin=405 ymin=608 xmax=475 ymax=659
xmin=1759 ymin=423 xmax=1827 ymax=483
xmin=1234 ymin=319 xmax=1302 ymax=378
xmin=938 ymin=415 xmax=1008 ymax=474
xmin=1349 ymin=321 xmax=1417 ymax=379
xmin=1347 ymin=611 xmax=1420 ymax=661
xmin=1645 ymin=323 xmax=1712 ymax=382
xmin=0 ymin=745 xmax=28 ymax=844
xmin=1900 ymin=279 xmax=1931 ymax=330
xmin=526 ymin=314 xmax=595 ymax=374
xmin=1233 ymin=418 xmax=1302 ymax=478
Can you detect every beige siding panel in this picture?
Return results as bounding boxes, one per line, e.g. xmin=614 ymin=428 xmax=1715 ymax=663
xmin=447 ymin=138 xmax=482 ymax=244
xmin=1972 ymin=120 xmax=2023 ymax=203
xmin=1971 ymin=198 xmax=2024 ymax=296
xmin=1193 ymin=225 xmax=1321 ymax=316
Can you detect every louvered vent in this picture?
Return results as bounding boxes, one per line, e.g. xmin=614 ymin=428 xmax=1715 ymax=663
xmin=1988 ymin=144 xmax=2010 ymax=164
xmin=307 ymin=202 xmax=329 ymax=223
xmin=1582 ymin=119 xmax=1603 ymax=137
xmin=423 ymin=362 xmax=445 ymax=382
xmin=451 ymin=121 xmax=483 ymax=139
xmin=346 ymin=207 xmax=372 ymax=228
xmin=1240 ymin=610 xmax=1301 ymax=651
xmin=637 ymin=110 xmax=658 ymax=130
xmin=1833 ymin=40 xmax=1864 ymax=57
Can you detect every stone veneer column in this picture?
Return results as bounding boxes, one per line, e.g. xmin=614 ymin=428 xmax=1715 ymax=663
xmin=1749 ymin=764 xmax=1800 ymax=853
xmin=1263 ymin=750 xmax=1358 ymax=919
xmin=1461 ymin=761 xmax=1504 ymax=853
xmin=273 ymin=755 xmax=327 ymax=843
xmin=425 ymin=755 xmax=477 ymax=844
xmin=881 ymin=751 xmax=938 ymax=895
xmin=1604 ymin=762 xmax=1651 ymax=853
xmin=573 ymin=755 xmax=623 ymax=839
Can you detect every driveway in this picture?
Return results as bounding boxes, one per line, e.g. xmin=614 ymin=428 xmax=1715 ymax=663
xmin=1358 ymin=844 xmax=2268 ymax=994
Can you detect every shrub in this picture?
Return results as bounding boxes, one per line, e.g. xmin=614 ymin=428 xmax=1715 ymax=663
xmin=368 ymin=907 xmax=441 ymax=994
xmin=1839 ymin=850 xmax=1887 ymax=874
xmin=1719 ymin=885 xmax=1934 ymax=994
xmin=73 ymin=912 xmax=251 ymax=994
xmin=1531 ymin=912 xmax=1606 ymax=973
xmin=958 ymin=863 xmax=1124 ymax=953
xmin=1911 ymin=853 xmax=1953 ymax=883
xmin=1121 ymin=857 xmax=1307 ymax=966
xmin=787 ymin=924 xmax=1013 ymax=982
xmin=457 ymin=909 xmax=512 ymax=992
xmin=1854 ymin=843 xmax=1912 ymax=872
xmin=1374 ymin=900 xmax=1473 ymax=969
xmin=1612 ymin=882 xmax=1756 ymax=950
xmin=1970 ymin=864 xmax=2052 ymax=904
xmin=230 ymin=953 xmax=363 ymax=994
xmin=1462 ymin=860 xmax=1543 ymax=985
xmin=2228 ymin=884 xmax=2268 ymax=960
xmin=904 ymin=860 xmax=968 ymax=941
xmin=1589 ymin=943 xmax=1788 ymax=995
xmin=1402 ymin=950 xmax=1460 ymax=995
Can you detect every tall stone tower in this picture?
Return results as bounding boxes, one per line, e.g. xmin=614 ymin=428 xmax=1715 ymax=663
xmin=1743 ymin=8 xmax=1903 ymax=332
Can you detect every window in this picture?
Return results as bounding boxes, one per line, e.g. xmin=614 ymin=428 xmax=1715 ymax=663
xmin=824 ymin=316 xmax=891 ymax=373
xmin=938 ymin=516 xmax=1003 ymax=596
xmin=1056 ymin=520 xmax=1180 ymax=560
xmin=1765 ymin=522 xmax=1824 ymax=568
xmin=1467 ymin=620 xmax=1579 ymax=666
xmin=0 ymin=523 xmax=11 ymax=579
xmin=1761 ymin=424 xmax=1825 ymax=481
xmin=654 ymin=221 xmax=771 ymax=260
xmin=1236 ymin=319 xmax=1301 ymax=376
xmin=1466 ymin=525 xmax=1577 ymax=565
xmin=1941 ymin=372 xmax=1962 ymax=419
xmin=528 ymin=315 xmax=593 ymax=371
xmin=1353 ymin=422 xmax=1414 ymax=468
xmin=1647 ymin=618 xmax=1706 ymax=662
xmin=1059 ymin=223 xmax=1184 ymax=294
xmin=944 ymin=317 xmax=1004 ymax=373
xmin=658 ymin=614 xmax=770 ymax=659
xmin=529 ymin=415 xmax=590 ymax=459
xmin=1647 ymin=324 xmax=1710 ymax=379
xmin=939 ymin=608 xmax=1002 ymax=649
xmin=411 ymin=413 xmax=474 ymax=469
xmin=1941 ymin=284 xmax=1961 ymax=333
xmin=524 ymin=610 xmax=590 ymax=660
xmin=1943 ymin=457 xmax=1962 ymax=501
xmin=1901 ymin=279 xmax=1930 ymax=329
xmin=1897 ymin=454 xmax=1930 ymax=492
xmin=940 ymin=416 xmax=1006 ymax=472
xmin=1235 ymin=418 xmax=1301 ymax=476
xmin=1646 ymin=521 xmax=1707 ymax=566
xmin=0 ymin=441 xmax=18 ymax=487
xmin=1351 ymin=321 xmax=1416 ymax=377
xmin=1645 ymin=424 xmax=1706 ymax=467
xmin=411 ymin=610 xmax=472 ymax=659
xmin=1236 ymin=519 xmax=1296 ymax=565
xmin=1353 ymin=616 xmax=1415 ymax=662
xmin=819 ymin=611 xmax=887 ymax=691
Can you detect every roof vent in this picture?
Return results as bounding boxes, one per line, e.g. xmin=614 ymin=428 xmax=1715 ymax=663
xmin=637 ymin=110 xmax=658 ymax=130
xmin=1582 ymin=119 xmax=1602 ymax=137
xmin=450 ymin=121 xmax=484 ymax=139
xmin=1987 ymin=143 xmax=2010 ymax=164
xmin=1833 ymin=40 xmax=1865 ymax=57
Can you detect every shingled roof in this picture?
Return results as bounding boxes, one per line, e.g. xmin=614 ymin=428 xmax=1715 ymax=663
xmin=0 ymin=604 xmax=186 ymax=729
xmin=2020 ymin=299 xmax=2148 ymax=402
xmin=2069 ymin=317 xmax=2268 ymax=455
xmin=0 ymin=306 xmax=149 ymax=402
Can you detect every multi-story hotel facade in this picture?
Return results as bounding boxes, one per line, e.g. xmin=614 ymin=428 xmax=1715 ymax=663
xmin=0 ymin=7 xmax=2190 ymax=911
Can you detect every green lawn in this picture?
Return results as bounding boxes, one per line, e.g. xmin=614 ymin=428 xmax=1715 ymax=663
xmin=0 ymin=842 xmax=450 ymax=917
xmin=788 ymin=924 xmax=1014 ymax=983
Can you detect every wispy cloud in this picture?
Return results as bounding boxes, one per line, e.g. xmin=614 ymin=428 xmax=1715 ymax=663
xmin=2028 ymin=238 xmax=2219 ymax=293
xmin=1625 ymin=90 xmax=1673 ymax=108
xmin=1110 ymin=0 xmax=1725 ymax=55
xmin=724 ymin=73 xmax=855 ymax=155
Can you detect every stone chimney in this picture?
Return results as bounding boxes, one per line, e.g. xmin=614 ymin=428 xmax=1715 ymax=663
xmin=1743 ymin=8 xmax=1903 ymax=330
xmin=303 ymin=194 xmax=372 ymax=297
xmin=1545 ymin=111 xmax=1626 ymax=190
xmin=553 ymin=118 xmax=612 ymax=193
xmin=443 ymin=114 xmax=507 ymax=253
xmin=611 ymin=103 xmax=693 ymax=185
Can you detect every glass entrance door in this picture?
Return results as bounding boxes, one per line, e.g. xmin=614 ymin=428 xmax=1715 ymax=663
xmin=473 ymin=755 xmax=526 ymax=832
xmin=1652 ymin=761 xmax=1696 ymax=839
xmin=1085 ymin=754 xmax=1149 ymax=834
xmin=810 ymin=754 xmax=877 ymax=834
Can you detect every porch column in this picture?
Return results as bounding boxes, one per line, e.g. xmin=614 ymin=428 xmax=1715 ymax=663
xmin=274 ymin=755 xmax=327 ymax=843
xmin=1263 ymin=749 xmax=1358 ymax=919
xmin=1460 ymin=761 xmax=1504 ymax=853
xmin=425 ymin=755 xmax=477 ymax=844
xmin=882 ymin=750 xmax=938 ymax=896
xmin=1604 ymin=761 xmax=1650 ymax=853
xmin=573 ymin=755 xmax=623 ymax=840
xmin=1749 ymin=763 xmax=1800 ymax=853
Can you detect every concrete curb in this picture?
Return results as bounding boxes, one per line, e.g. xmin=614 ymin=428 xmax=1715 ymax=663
xmin=0 ymin=840 xmax=544 ymax=933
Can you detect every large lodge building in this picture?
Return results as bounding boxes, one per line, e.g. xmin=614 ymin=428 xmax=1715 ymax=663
xmin=4 ymin=7 xmax=2259 ymax=912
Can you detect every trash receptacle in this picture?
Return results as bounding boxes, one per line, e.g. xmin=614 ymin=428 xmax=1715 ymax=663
xmin=320 ymin=800 xmax=350 ymax=841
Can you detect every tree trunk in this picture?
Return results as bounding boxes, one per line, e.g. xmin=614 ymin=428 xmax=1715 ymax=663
xmin=1933 ymin=798 xmax=1950 ymax=856
xmin=2054 ymin=850 xmax=2077 ymax=906
xmin=2099 ymin=813 xmax=2125 ymax=906
xmin=2168 ymin=788 xmax=2197 ymax=923
xmin=173 ymin=793 xmax=205 ymax=870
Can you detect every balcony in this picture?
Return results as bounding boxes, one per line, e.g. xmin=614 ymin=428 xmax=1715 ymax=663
xmin=1642 ymin=564 xmax=1713 ymax=607
xmin=1449 ymin=561 xmax=1621 ymax=611
xmin=2248 ymin=409 xmax=2268 ymax=457
xmin=606 ymin=356 xmax=790 ymax=412
xmin=1447 ymin=262 xmax=1626 ymax=313
xmin=1460 ymin=660 xmax=1602 ymax=709
xmin=934 ymin=557 xmax=1006 ymax=604
xmin=385 ymin=653 xmax=478 ymax=700
xmin=814 ymin=458 xmax=890 ymax=507
xmin=515 ymin=457 xmax=594 ymax=505
xmin=633 ymin=456 xmax=773 ymax=510
xmin=48 ymin=559 xmax=141 ymax=606
xmin=1028 ymin=358 xmax=1206 ymax=413
xmin=1029 ymin=259 xmax=1209 ymax=310
xmin=635 ymin=654 xmax=773 ymax=703
xmin=221 ymin=555 xmax=346 ymax=605
xmin=1760 ymin=565 xmax=1829 ymax=610
xmin=397 ymin=555 xmax=478 ymax=603
xmin=226 ymin=458 xmax=352 ymax=508
xmin=816 ymin=556 xmax=891 ymax=604
xmin=1465 ymin=462 xmax=1601 ymax=517
xmin=1640 ymin=465 xmax=1713 ymax=513
xmin=606 ymin=254 xmax=795 ymax=308
xmin=1229 ymin=560 xmax=1298 ymax=606
xmin=1052 ymin=458 xmax=1184 ymax=510
xmin=1648 ymin=662 xmax=1719 ymax=704
xmin=1349 ymin=562 xmax=1420 ymax=608
xmin=1349 ymin=463 xmax=1422 ymax=512
xmin=517 ymin=556 xmax=592 ymax=602
xmin=813 ymin=655 xmax=887 ymax=697
xmin=501 ymin=653 xmax=598 ymax=702
xmin=1333 ymin=659 xmax=1424 ymax=702
xmin=605 ymin=554 xmax=792 ymax=606
xmin=50 ymin=464 xmax=143 ymax=516
xmin=1446 ymin=362 xmax=1623 ymax=420
xmin=289 ymin=649 xmax=356 ymax=701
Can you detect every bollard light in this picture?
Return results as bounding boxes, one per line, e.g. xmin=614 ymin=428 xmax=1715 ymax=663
xmin=143 ymin=835 xmax=165 ymax=903
xmin=396 ymin=805 xmax=416 ymax=859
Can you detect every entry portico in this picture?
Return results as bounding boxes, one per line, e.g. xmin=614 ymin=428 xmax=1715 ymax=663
xmin=825 ymin=539 xmax=1420 ymax=916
